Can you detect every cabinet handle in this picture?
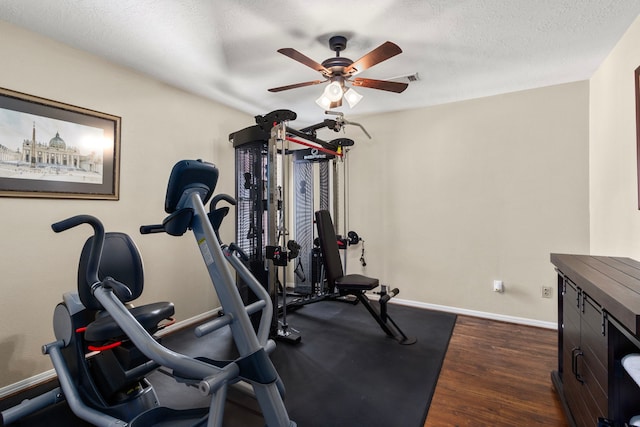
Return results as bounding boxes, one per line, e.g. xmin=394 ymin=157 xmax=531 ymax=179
xmin=571 ymin=347 xmax=585 ymax=384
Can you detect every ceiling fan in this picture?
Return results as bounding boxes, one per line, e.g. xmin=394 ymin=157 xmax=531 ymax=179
xmin=268 ymin=35 xmax=408 ymax=109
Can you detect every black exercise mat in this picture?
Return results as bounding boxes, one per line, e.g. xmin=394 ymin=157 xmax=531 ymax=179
xmin=1 ymin=304 xmax=455 ymax=427
xmin=270 ymin=302 xmax=456 ymax=427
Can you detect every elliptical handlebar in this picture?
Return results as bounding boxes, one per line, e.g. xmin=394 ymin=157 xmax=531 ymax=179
xmin=52 ymin=215 xmax=105 ymax=289
xmin=51 ymin=214 xmax=103 ymax=234
xmin=52 ymin=215 xmax=132 ymax=301
xmin=139 ymin=224 xmax=166 ymax=234
xmin=140 ymin=193 xmax=238 ymax=238
xmin=210 ymin=193 xmax=236 ymax=211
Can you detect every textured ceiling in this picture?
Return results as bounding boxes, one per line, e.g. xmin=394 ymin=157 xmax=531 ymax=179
xmin=1 ymin=0 xmax=639 ymax=125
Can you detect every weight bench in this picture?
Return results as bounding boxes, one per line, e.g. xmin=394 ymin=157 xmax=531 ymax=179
xmin=314 ymin=210 xmax=416 ymax=345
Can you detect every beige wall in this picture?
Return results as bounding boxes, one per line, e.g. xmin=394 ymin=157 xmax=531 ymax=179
xmin=329 ymin=81 xmax=590 ymax=322
xmin=590 ymin=15 xmax=640 ymax=257
xmin=0 ymin=21 xmax=249 ymax=387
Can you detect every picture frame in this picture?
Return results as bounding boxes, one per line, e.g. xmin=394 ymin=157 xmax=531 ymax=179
xmin=636 ymin=66 xmax=640 ymax=209
xmin=0 ymin=87 xmax=120 ymax=199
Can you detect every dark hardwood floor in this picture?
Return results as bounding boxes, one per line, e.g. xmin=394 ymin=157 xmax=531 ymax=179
xmin=425 ymin=315 xmax=569 ymax=427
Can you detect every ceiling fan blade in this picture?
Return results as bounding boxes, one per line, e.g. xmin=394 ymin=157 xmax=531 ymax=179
xmin=352 ymin=78 xmax=408 ymax=93
xmin=278 ymin=48 xmax=331 ymax=75
xmin=268 ymin=80 xmax=326 ymax=92
xmin=344 ymin=41 xmax=403 ymax=75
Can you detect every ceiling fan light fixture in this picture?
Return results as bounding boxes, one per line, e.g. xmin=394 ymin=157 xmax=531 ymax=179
xmin=316 ymin=81 xmax=347 ymax=109
xmin=315 ymin=94 xmax=333 ymax=109
xmin=270 ymin=37 xmax=406 ymax=109
xmin=324 ymin=81 xmax=344 ymax=102
xmin=344 ymin=87 xmax=363 ymax=108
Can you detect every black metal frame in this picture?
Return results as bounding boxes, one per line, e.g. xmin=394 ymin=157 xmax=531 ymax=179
xmin=314 ymin=209 xmax=416 ymax=345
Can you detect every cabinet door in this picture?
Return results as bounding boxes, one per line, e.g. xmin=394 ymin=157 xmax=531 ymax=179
xmin=563 ymin=280 xmax=590 ymax=426
xmin=562 ymin=280 xmax=609 ymax=426
xmin=581 ymin=293 xmax=608 ymax=423
xmin=563 ymin=279 xmax=581 ymax=361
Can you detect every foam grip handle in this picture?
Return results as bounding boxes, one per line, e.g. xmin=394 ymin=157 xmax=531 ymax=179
xmin=139 ymin=224 xmax=165 ymax=234
xmin=210 ymin=193 xmax=236 ymax=211
xmin=380 ymin=288 xmax=399 ymax=305
xmin=51 ymin=214 xmax=101 ymax=233
xmin=52 ymin=215 xmax=105 ymax=287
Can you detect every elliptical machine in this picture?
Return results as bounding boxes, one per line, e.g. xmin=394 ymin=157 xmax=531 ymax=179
xmin=1 ymin=159 xmax=295 ymax=427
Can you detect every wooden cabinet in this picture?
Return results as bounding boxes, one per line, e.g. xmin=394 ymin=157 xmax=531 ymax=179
xmin=559 ymin=276 xmax=608 ymax=426
xmin=551 ymin=254 xmax=640 ymax=427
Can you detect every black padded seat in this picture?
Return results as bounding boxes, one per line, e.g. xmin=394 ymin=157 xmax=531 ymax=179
xmin=84 ymin=302 xmax=175 ymax=342
xmin=314 ymin=210 xmax=379 ymax=293
xmin=335 ymin=274 xmax=378 ymax=291
xmin=78 ymin=232 xmax=175 ymax=343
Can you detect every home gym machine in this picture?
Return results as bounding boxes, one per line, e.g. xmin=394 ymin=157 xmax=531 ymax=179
xmin=1 ymin=160 xmax=295 ymax=427
xmin=229 ymin=110 xmax=366 ymax=343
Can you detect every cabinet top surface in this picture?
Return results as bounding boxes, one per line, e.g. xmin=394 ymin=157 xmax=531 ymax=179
xmin=551 ymin=254 xmax=640 ymax=335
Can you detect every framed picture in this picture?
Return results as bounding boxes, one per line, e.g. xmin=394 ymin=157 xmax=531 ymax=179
xmin=637 ymin=66 xmax=640 ymax=209
xmin=0 ymin=87 xmax=120 ymax=199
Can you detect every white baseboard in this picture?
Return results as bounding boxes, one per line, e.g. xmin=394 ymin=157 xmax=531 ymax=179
xmin=385 ymin=295 xmax=557 ymax=330
xmin=0 ymin=369 xmax=58 ymax=400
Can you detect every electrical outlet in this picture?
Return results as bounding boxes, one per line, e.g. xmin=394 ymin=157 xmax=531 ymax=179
xmin=542 ymin=286 xmax=553 ymax=298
